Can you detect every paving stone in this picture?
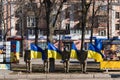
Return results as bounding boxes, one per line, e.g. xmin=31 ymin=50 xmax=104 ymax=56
xmin=93 ymin=73 xmax=111 ymax=78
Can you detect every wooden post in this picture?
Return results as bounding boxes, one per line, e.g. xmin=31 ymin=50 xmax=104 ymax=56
xmin=26 ymin=60 xmax=31 ymax=73
xmin=43 ymin=60 xmax=46 ymax=72
xmin=29 ymin=60 xmax=32 ymax=73
xmin=47 ymin=59 xmax=50 ymax=73
xmin=66 ymin=60 xmax=69 ymax=73
xmin=24 ymin=50 xmax=31 ymax=73
xmin=49 ymin=58 xmax=55 ymax=72
xmin=78 ymin=50 xmax=88 ymax=73
xmin=44 ymin=59 xmax=49 ymax=73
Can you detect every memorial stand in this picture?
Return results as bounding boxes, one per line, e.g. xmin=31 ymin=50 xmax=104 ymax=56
xmin=0 ymin=41 xmax=11 ymax=70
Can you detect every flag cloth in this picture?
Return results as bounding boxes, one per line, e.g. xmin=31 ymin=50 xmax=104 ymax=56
xmin=70 ymin=42 xmax=79 ymax=59
xmin=11 ymin=41 xmax=20 ymax=63
xmin=95 ymin=38 xmax=103 ymax=50
xmin=0 ymin=46 xmax=3 ymax=54
xmin=88 ymin=43 xmax=103 ymax=62
xmin=30 ymin=44 xmax=46 ymax=60
xmin=48 ymin=42 xmax=62 ymax=59
xmin=94 ymin=38 xmax=104 ymax=58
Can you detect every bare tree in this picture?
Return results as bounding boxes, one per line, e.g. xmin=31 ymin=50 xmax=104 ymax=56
xmin=107 ymin=0 xmax=110 ymax=39
xmin=43 ymin=0 xmax=66 ymax=43
xmin=90 ymin=0 xmax=105 ymax=43
xmin=29 ymin=0 xmax=43 ymax=45
xmin=43 ymin=0 xmax=67 ymax=72
xmin=29 ymin=0 xmax=66 ymax=44
xmin=0 ymin=0 xmax=6 ymax=41
xmin=15 ymin=0 xmax=66 ymax=72
xmin=80 ymin=0 xmax=108 ymax=73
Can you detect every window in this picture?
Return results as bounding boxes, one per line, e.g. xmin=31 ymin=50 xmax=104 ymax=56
xmin=0 ymin=29 xmax=2 ymax=41
xmin=38 ymin=42 xmax=47 ymax=50
xmin=115 ymin=12 xmax=120 ymax=19
xmin=86 ymin=30 xmax=91 ymax=35
xmin=115 ymin=24 xmax=120 ymax=30
xmin=70 ymin=29 xmax=81 ymax=34
xmin=66 ymin=24 xmax=70 ymax=30
xmin=27 ymin=28 xmax=44 ymax=38
xmin=70 ymin=30 xmax=74 ymax=34
xmin=99 ymin=30 xmax=106 ymax=36
xmin=98 ymin=15 xmax=107 ymax=22
xmin=38 ymin=29 xmax=44 ymax=36
xmin=28 ymin=29 xmax=35 ymax=36
xmin=27 ymin=16 xmax=36 ymax=27
xmin=84 ymin=42 xmax=89 ymax=50
xmin=100 ymin=5 xmax=107 ymax=11
xmin=118 ymin=0 xmax=120 ymax=3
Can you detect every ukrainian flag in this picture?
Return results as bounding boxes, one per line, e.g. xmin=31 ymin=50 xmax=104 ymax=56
xmin=11 ymin=41 xmax=20 ymax=63
xmin=70 ymin=42 xmax=79 ymax=59
xmin=88 ymin=43 xmax=104 ymax=62
xmin=30 ymin=44 xmax=46 ymax=60
xmin=48 ymin=42 xmax=62 ymax=59
xmin=0 ymin=46 xmax=4 ymax=54
xmin=95 ymin=38 xmax=103 ymax=50
xmin=95 ymin=38 xmax=104 ymax=58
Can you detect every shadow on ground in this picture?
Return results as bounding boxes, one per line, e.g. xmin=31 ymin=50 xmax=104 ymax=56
xmin=11 ymin=63 xmax=104 ymax=74
xmin=110 ymin=74 xmax=120 ymax=78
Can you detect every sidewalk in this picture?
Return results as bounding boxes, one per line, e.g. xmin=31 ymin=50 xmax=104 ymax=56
xmin=1 ymin=58 xmax=120 ymax=80
xmin=1 ymin=67 xmax=120 ymax=80
xmin=0 ymin=72 xmax=117 ymax=80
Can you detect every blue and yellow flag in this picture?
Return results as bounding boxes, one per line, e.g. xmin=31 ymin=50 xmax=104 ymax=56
xmin=88 ymin=43 xmax=104 ymax=62
xmin=48 ymin=42 xmax=62 ymax=59
xmin=30 ymin=44 xmax=46 ymax=60
xmin=95 ymin=38 xmax=103 ymax=50
xmin=70 ymin=43 xmax=79 ymax=59
xmin=11 ymin=41 xmax=20 ymax=63
xmin=0 ymin=46 xmax=4 ymax=54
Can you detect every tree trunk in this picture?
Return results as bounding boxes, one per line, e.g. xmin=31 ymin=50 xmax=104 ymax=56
xmin=107 ymin=0 xmax=110 ymax=39
xmin=80 ymin=0 xmax=91 ymax=73
xmin=44 ymin=0 xmax=66 ymax=72
xmin=90 ymin=0 xmax=95 ymax=43
xmin=44 ymin=0 xmax=55 ymax=72
xmin=35 ymin=17 xmax=38 ymax=45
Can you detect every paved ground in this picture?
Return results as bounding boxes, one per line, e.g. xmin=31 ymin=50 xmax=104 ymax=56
xmin=0 ymin=70 xmax=120 ymax=80
xmin=0 ymin=58 xmax=120 ymax=80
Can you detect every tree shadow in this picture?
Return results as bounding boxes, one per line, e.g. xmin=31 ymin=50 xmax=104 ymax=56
xmin=110 ymin=74 xmax=120 ymax=78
